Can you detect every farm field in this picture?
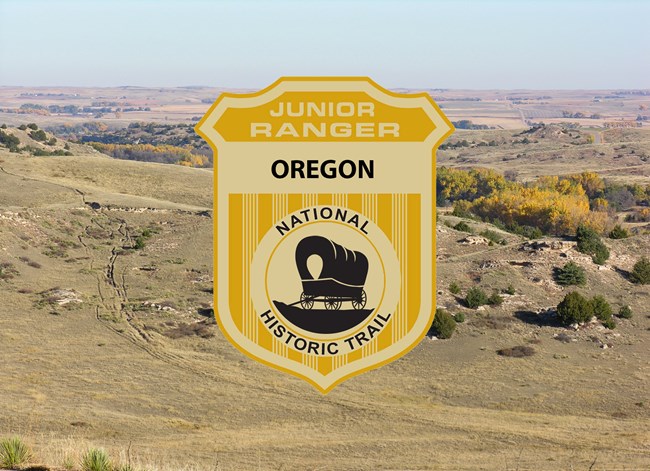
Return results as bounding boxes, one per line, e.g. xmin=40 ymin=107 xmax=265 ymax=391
xmin=1 ymin=86 xmax=648 ymax=130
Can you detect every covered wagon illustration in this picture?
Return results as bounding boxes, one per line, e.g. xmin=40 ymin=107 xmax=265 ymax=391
xmin=295 ymin=235 xmax=368 ymax=311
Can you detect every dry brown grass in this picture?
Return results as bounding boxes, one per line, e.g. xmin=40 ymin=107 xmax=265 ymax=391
xmin=1 ymin=122 xmax=649 ymax=470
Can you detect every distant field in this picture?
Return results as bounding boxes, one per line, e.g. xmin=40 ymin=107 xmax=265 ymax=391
xmin=0 ymin=86 xmax=648 ymax=129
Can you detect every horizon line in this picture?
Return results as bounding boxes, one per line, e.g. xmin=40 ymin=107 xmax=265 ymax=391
xmin=1 ymin=84 xmax=649 ymax=92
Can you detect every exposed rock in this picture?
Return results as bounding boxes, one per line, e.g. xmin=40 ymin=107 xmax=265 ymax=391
xmin=460 ymin=235 xmax=489 ymax=245
xmin=143 ymin=301 xmax=178 ymax=312
xmin=190 ymin=274 xmax=213 ymax=283
xmin=554 ymin=333 xmax=576 ymax=343
xmin=508 ymin=260 xmax=534 ymax=267
xmin=479 ymin=260 xmax=501 ymax=269
xmin=521 ymin=240 xmax=574 ymax=252
xmin=43 ymin=288 xmax=82 ymax=306
xmin=537 ymin=307 xmax=556 ymax=315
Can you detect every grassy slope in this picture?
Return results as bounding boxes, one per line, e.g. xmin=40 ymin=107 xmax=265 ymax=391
xmin=439 ymin=127 xmax=650 ymax=184
xmin=0 ymin=136 xmax=649 ymax=470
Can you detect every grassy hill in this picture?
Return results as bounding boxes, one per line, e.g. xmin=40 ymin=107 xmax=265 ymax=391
xmin=0 ymin=129 xmax=649 ymax=470
xmin=439 ymin=125 xmax=650 ymax=185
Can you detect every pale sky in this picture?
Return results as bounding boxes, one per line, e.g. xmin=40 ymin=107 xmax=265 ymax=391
xmin=0 ymin=0 xmax=648 ymax=89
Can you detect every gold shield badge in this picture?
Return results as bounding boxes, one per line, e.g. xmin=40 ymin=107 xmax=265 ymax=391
xmin=196 ymin=77 xmax=453 ymax=393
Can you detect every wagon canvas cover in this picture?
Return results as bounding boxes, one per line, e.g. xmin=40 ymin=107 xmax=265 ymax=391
xmin=296 ymin=235 xmax=368 ymax=297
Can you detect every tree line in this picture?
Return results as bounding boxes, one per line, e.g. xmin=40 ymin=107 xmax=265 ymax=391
xmin=437 ymin=167 xmax=650 ymax=236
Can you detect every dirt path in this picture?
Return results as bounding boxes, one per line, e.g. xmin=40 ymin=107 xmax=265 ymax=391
xmin=516 ymin=107 xmax=526 ymax=126
xmin=3 ymin=158 xmax=218 ymax=379
xmin=73 ymin=209 xmax=228 ymax=380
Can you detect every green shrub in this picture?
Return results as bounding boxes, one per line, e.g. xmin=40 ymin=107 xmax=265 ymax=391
xmin=575 ymin=224 xmax=601 ymax=251
xmin=81 ymin=448 xmax=112 ymax=471
xmin=630 ymin=257 xmax=650 ymax=284
xmin=465 ymin=286 xmax=488 ymax=309
xmin=31 ymin=148 xmax=72 ymax=157
xmin=134 ymin=236 xmax=146 ymax=250
xmin=617 ymin=305 xmax=633 ymax=319
xmin=449 ymin=281 xmax=461 ymax=295
xmin=556 ymin=291 xmax=593 ymax=325
xmin=429 ymin=308 xmax=456 ymax=339
xmin=591 ymin=246 xmax=610 ymax=265
xmin=451 ymin=200 xmax=473 ymax=218
xmin=29 ymin=129 xmax=47 ymax=142
xmin=524 ymin=226 xmax=544 ymax=239
xmin=591 ymin=295 xmax=612 ymax=322
xmin=453 ymin=221 xmax=472 ymax=233
xmin=487 ymin=291 xmax=503 ymax=306
xmin=505 ymin=222 xmax=543 ymax=239
xmin=480 ymin=229 xmax=505 ymax=245
xmin=0 ymin=436 xmax=32 ymax=469
xmin=454 ymin=312 xmax=465 ymax=323
xmin=27 ymin=123 xmax=38 ymax=130
xmin=608 ymin=224 xmax=629 ymax=239
xmin=576 ymin=224 xmax=610 ymax=265
xmin=554 ymin=261 xmax=586 ymax=286
xmin=0 ymin=124 xmax=6 ymax=129
xmin=602 ymin=318 xmax=616 ymax=329
xmin=0 ymin=129 xmax=20 ymax=148
xmin=504 ymin=284 xmax=516 ymax=295
xmin=18 ymin=124 xmax=27 ymax=130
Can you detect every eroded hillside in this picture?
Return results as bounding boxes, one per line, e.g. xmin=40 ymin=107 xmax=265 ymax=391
xmin=0 ymin=130 xmax=648 ymax=470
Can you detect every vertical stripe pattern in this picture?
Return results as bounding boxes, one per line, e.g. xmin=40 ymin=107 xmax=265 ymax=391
xmin=227 ymin=193 xmax=421 ymax=375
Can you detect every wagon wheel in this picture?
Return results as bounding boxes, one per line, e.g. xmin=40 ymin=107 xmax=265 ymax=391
xmin=351 ymin=290 xmax=367 ymax=310
xmin=324 ymin=296 xmax=342 ymax=311
xmin=300 ymin=292 xmax=314 ymax=310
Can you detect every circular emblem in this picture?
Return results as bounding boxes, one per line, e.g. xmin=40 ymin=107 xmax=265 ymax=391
xmin=251 ymin=205 xmax=400 ymax=354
